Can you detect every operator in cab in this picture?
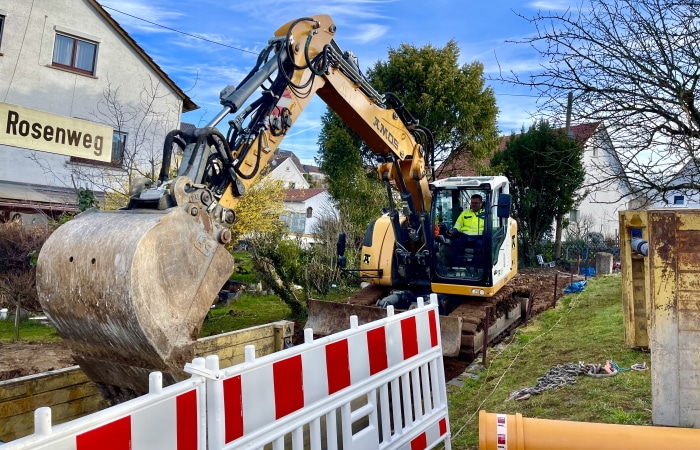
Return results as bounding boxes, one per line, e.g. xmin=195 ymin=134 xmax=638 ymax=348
xmin=448 ymin=194 xmax=485 ymax=252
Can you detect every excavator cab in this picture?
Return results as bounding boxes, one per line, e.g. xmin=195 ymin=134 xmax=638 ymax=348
xmin=429 ymin=176 xmax=516 ymax=296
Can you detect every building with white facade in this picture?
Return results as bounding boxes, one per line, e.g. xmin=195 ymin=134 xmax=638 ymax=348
xmin=566 ymin=122 xmax=629 ymax=239
xmin=0 ymin=0 xmax=195 ymax=224
xmin=281 ymin=188 xmax=337 ymax=247
xmin=268 ymin=153 xmax=309 ymax=190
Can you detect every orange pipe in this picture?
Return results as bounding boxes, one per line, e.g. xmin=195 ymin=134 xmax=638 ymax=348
xmin=479 ymin=410 xmax=700 ymax=450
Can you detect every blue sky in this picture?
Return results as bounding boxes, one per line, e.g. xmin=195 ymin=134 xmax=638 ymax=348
xmin=99 ymin=0 xmax=576 ymax=164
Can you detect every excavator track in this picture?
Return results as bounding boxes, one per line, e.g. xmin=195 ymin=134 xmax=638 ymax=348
xmin=306 ymin=283 xmax=530 ymax=363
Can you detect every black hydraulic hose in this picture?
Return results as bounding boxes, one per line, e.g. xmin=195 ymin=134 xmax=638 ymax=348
xmin=159 ymin=129 xmax=186 ymax=183
xmin=285 ymin=17 xmax=318 ymax=70
xmin=233 ymin=127 xmax=265 ymax=180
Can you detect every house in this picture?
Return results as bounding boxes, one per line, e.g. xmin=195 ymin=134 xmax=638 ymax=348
xmin=436 ymin=122 xmax=628 ymax=239
xmin=567 ymin=122 xmax=630 ymax=239
xmin=269 ymin=149 xmax=326 ymax=188
xmin=281 ymin=188 xmax=337 ymax=247
xmin=0 ymin=0 xmax=195 ymax=224
xmin=268 ymin=151 xmax=309 ymax=189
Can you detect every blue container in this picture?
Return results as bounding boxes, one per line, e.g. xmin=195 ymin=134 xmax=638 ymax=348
xmin=580 ymin=267 xmax=595 ymax=277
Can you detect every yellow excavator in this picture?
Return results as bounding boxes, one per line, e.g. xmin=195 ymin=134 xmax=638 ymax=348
xmin=36 ymin=15 xmax=527 ymax=393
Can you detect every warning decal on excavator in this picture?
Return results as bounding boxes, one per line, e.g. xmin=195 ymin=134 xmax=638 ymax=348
xmin=363 ymin=254 xmax=370 ymax=264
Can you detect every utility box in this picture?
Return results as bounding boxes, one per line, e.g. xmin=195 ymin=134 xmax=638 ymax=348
xmin=621 ymin=208 xmax=700 ymax=427
xmin=619 ymin=210 xmax=650 ymax=349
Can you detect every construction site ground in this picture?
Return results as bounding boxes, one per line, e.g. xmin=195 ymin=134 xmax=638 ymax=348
xmin=0 ymin=267 xmax=578 ymax=383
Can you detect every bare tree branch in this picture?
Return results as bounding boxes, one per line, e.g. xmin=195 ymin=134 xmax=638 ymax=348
xmin=499 ymin=0 xmax=700 ymax=204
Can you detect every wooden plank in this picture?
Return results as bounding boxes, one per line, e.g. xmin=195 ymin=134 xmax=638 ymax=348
xmin=195 ymin=324 xmax=276 ymax=353
xmin=0 ymin=394 xmax=106 ymax=442
xmin=677 ymin=272 xmax=700 ymax=291
xmin=679 ymin=312 xmax=700 ymax=333
xmin=0 ymin=381 xmax=98 ymax=417
xmin=0 ymin=366 xmax=88 ymax=402
xmin=620 ymin=210 xmax=649 ymax=349
xmin=678 ymin=291 xmax=700 ymax=310
xmin=676 ymin=214 xmax=700 ymax=231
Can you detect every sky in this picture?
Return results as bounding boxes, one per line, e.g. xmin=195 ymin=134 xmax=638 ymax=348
xmin=98 ymin=0 xmax=577 ymax=165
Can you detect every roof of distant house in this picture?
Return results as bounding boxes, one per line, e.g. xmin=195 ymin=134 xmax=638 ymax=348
xmin=273 ymin=149 xmax=322 ymax=175
xmin=284 ymin=188 xmax=327 ymax=202
xmin=435 ymin=122 xmax=603 ymax=178
xmin=87 ymin=0 xmax=197 ymax=112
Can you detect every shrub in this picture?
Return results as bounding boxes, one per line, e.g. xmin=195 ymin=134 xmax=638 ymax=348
xmin=0 ymin=223 xmax=55 ymax=312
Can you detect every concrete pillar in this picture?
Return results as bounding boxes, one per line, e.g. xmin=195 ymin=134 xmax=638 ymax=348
xmin=595 ymin=252 xmax=613 ymax=275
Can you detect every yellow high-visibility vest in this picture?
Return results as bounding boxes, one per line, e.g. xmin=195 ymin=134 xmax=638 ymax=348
xmin=455 ymin=209 xmax=485 ymax=235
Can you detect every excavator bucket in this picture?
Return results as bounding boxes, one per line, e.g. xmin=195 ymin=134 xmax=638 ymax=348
xmin=36 ymin=207 xmax=233 ymax=394
xmin=306 ymin=299 xmax=463 ymax=357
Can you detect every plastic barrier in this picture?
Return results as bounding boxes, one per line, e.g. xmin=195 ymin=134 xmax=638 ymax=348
xmin=479 ymin=411 xmax=700 ymax=449
xmin=189 ymin=295 xmax=451 ymax=450
xmin=3 ymin=298 xmax=451 ymax=450
xmin=2 ymin=361 xmax=207 ymax=450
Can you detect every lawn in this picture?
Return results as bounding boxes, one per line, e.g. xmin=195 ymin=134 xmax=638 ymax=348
xmin=446 ymin=273 xmax=651 ymax=449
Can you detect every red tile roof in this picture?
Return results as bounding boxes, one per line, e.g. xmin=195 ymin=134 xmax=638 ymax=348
xmin=283 ymin=188 xmax=327 ymax=202
xmin=435 ymin=122 xmax=602 ymax=178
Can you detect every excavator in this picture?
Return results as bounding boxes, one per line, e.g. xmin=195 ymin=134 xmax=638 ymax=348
xmin=35 ymin=14 xmax=528 ymax=394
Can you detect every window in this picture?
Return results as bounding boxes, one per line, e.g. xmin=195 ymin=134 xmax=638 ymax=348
xmin=70 ymin=131 xmax=126 ymax=167
xmin=52 ymin=33 xmax=97 ymax=75
xmin=281 ymin=212 xmax=306 ymax=234
xmin=674 ymin=195 xmax=685 ymax=205
xmin=0 ymin=15 xmax=5 ymax=51
xmin=112 ymin=131 xmax=127 ymax=165
xmin=306 ymin=207 xmax=313 ymax=218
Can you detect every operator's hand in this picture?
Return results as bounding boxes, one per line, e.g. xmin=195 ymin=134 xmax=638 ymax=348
xmin=448 ymin=227 xmax=459 ymax=237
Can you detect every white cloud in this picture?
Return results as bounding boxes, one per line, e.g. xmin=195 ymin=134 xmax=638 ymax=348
xmin=347 ymin=23 xmax=389 ymax=44
xmin=99 ymin=0 xmax=184 ymax=34
xmin=526 ymin=1 xmax=577 ymax=11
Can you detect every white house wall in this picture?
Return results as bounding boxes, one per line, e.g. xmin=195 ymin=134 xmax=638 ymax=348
xmin=269 ymin=158 xmax=309 ymax=189
xmin=284 ymin=191 xmax=337 ymax=245
xmin=569 ymin=128 xmax=628 ymax=239
xmin=0 ymin=0 xmax=183 ymax=192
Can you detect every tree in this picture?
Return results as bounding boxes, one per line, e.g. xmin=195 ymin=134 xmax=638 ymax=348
xmin=369 ymin=40 xmax=499 ymax=172
xmin=248 ymin=228 xmax=308 ymax=319
xmin=29 ymin=75 xmax=183 ymax=210
xmin=228 ymin=176 xmax=286 ymax=245
xmin=491 ymin=121 xmax=585 ymax=264
xmin=502 ymin=0 xmax=700 ymax=204
xmin=316 ymin=112 xmax=387 ymax=241
xmin=317 ymin=41 xmax=499 ymax=241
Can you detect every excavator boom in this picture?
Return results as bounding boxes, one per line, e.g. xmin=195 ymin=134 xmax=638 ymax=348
xmin=36 ymin=15 xmax=434 ymax=394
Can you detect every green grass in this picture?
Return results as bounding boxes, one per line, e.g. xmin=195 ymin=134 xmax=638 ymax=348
xmin=447 ymin=274 xmax=651 ymax=450
xmin=199 ymin=292 xmax=292 ymax=337
xmin=0 ymin=318 xmax=61 ymax=342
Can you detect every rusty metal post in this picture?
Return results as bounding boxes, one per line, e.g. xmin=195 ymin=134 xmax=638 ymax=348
xmin=482 ymin=306 xmax=491 ymax=365
xmin=553 ymin=274 xmax=559 ymax=307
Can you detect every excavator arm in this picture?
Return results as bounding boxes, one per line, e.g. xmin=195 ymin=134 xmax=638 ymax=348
xmin=35 ymin=15 xmax=434 ymax=394
xmin=165 ymin=15 xmax=432 ymax=222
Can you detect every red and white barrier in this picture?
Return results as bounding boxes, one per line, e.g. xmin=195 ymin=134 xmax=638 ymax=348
xmin=4 ymin=296 xmax=451 ymax=450
xmin=3 ymin=361 xmax=207 ymax=450
xmin=194 ymin=295 xmax=451 ymax=450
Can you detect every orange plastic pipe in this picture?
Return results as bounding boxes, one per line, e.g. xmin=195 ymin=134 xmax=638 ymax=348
xmin=479 ymin=410 xmax=700 ymax=450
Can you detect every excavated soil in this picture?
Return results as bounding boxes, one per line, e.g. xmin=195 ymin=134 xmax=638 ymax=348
xmin=0 ymin=267 xmax=578 ymax=383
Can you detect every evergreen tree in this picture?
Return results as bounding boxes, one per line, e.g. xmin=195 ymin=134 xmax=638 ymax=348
xmin=491 ymin=121 xmax=585 ymax=264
